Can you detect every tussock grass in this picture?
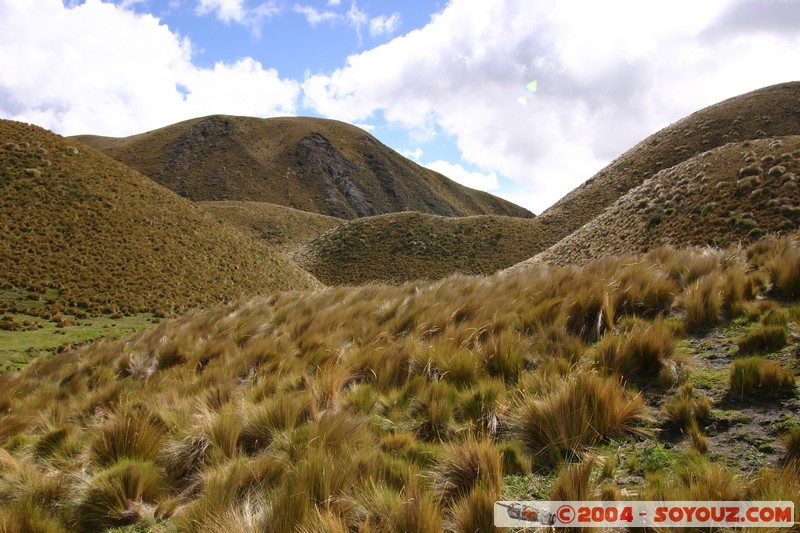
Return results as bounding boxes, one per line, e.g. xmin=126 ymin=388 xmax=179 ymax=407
xmin=729 ymin=357 xmax=795 ymax=396
xmin=683 ymin=273 xmax=724 ymax=328
xmin=510 ymin=373 xmax=650 ymax=463
xmin=72 ymin=459 xmax=165 ymax=531
xmin=89 ymin=413 xmax=167 ymax=467
xmin=737 ymin=325 xmax=787 ymax=353
xmin=783 ymin=429 xmax=800 ymax=465
xmin=594 ymin=319 xmax=676 ymax=380
xmin=432 ymin=437 xmax=502 ymax=502
xmin=4 ymin=232 xmax=800 ymax=530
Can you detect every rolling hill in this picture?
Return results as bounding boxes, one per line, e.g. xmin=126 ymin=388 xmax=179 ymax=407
xmin=533 ymin=82 xmax=800 ymax=251
xmin=519 ymin=135 xmax=800 ymax=267
xmin=74 ymin=115 xmax=533 ymax=220
xmin=294 ymin=212 xmax=547 ymax=285
xmin=197 ymin=201 xmax=344 ymax=252
xmin=0 ymin=119 xmax=320 ymax=316
xmin=278 ymin=83 xmax=800 ymax=285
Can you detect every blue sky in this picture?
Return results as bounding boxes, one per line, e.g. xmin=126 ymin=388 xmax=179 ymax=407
xmin=2 ymin=0 xmax=800 ymax=213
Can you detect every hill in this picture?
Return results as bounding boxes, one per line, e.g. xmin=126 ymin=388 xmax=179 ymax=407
xmin=197 ymin=201 xmax=344 ymax=252
xmin=516 ymin=135 xmax=800 ymax=267
xmin=533 ymin=82 xmax=800 ymax=251
xmin=2 ymin=236 xmax=799 ymax=531
xmin=74 ymin=115 xmax=533 ymax=219
xmin=293 ymin=212 xmax=547 ymax=285
xmin=0 ymin=120 xmax=320 ymax=317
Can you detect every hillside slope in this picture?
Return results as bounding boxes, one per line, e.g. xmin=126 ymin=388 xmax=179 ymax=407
xmin=294 ymin=212 xmax=547 ymax=285
xmin=74 ymin=115 xmax=533 ymax=219
xmin=534 ymin=82 xmax=800 ymax=249
xmin=516 ymin=136 xmax=800 ymax=267
xmin=198 ymin=201 xmax=344 ymax=252
xmin=0 ymin=120 xmax=320 ymax=315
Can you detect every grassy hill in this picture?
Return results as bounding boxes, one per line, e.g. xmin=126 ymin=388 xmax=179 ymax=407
xmin=517 ymin=135 xmax=800 ymax=267
xmin=1 ymin=236 xmax=798 ymax=531
xmin=533 ymin=82 xmax=800 ymax=251
xmin=198 ymin=201 xmax=344 ymax=252
xmin=74 ymin=115 xmax=533 ymax=220
xmin=293 ymin=212 xmax=547 ymax=285
xmin=0 ymin=119 xmax=320 ymax=318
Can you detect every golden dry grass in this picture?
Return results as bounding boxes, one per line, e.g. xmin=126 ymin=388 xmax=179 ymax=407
xmin=1 ymin=236 xmax=798 ymax=530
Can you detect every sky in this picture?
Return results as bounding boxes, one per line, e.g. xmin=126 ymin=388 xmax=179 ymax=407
xmin=1 ymin=0 xmax=799 ymax=214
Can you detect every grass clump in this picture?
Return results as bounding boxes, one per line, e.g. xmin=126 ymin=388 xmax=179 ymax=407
xmin=510 ymin=372 xmax=651 ymax=463
xmin=431 ymin=437 xmax=502 ymax=502
xmin=729 ymin=356 xmax=795 ymax=396
xmin=736 ymin=325 xmax=787 ymax=353
xmin=593 ymin=319 xmax=676 ymax=380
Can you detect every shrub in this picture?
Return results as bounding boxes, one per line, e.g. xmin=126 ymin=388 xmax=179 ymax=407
xmin=729 ymin=357 xmax=795 ymax=396
xmin=737 ymin=325 xmax=787 ymax=354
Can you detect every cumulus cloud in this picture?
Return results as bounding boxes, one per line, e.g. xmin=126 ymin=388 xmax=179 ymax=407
xmin=303 ymin=0 xmax=800 ymax=212
xmin=0 ymin=0 xmax=299 ymax=136
xmin=425 ymin=160 xmax=499 ymax=191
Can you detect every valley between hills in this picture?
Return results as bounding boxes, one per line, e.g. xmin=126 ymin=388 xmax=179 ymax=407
xmin=1 ymin=82 xmax=800 ymax=532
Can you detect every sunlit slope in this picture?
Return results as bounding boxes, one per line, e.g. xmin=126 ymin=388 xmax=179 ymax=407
xmin=294 ymin=212 xmax=547 ymax=285
xmin=198 ymin=201 xmax=344 ymax=252
xmin=0 ymin=120 xmax=320 ymax=315
xmin=518 ymin=135 xmax=800 ymax=267
xmin=535 ymin=82 xmax=800 ymax=251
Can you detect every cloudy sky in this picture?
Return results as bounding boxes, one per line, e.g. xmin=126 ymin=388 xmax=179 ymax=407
xmin=1 ymin=0 xmax=799 ymax=213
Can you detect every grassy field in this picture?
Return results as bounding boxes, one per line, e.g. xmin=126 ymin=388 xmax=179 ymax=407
xmin=0 ymin=313 xmax=156 ymax=374
xmin=1 ymin=236 xmax=798 ymax=532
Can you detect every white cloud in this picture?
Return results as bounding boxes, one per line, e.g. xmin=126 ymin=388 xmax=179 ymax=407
xmin=303 ymin=0 xmax=800 ymax=212
xmin=424 ymin=160 xmax=499 ymax=192
xmin=327 ymin=0 xmax=341 ymax=5
xmin=345 ymin=0 xmax=367 ymax=43
xmin=293 ymin=4 xmax=338 ymax=27
xmin=369 ymin=13 xmax=400 ymax=37
xmin=195 ymin=0 xmax=245 ymax=23
xmin=195 ymin=0 xmax=279 ymax=34
xmin=0 ymin=0 xmax=298 ymax=136
xmin=401 ymin=147 xmax=423 ymax=161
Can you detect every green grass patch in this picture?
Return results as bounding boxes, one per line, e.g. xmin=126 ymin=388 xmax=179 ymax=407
xmin=0 ymin=313 xmax=155 ymax=373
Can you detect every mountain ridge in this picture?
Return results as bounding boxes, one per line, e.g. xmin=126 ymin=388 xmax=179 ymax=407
xmin=74 ymin=115 xmax=533 ymax=220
